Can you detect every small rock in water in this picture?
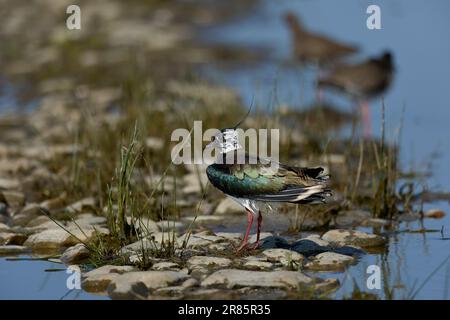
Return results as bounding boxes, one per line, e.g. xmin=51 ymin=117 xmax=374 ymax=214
xmin=0 ymin=245 xmax=31 ymax=255
xmin=305 ymin=252 xmax=355 ymax=271
xmin=321 ymin=229 xmax=386 ymax=248
xmin=23 ymin=229 xmax=77 ymax=249
xmin=60 ymin=243 xmax=90 ymax=264
xmin=201 ymin=269 xmax=315 ymax=289
xmin=424 ymin=209 xmax=445 ymax=219
xmin=83 ymin=265 xmax=137 ymax=278
xmin=82 ymin=273 xmax=121 ymax=293
xmin=187 ymin=256 xmax=232 ymax=269
xmin=107 ymin=271 xmax=190 ymax=299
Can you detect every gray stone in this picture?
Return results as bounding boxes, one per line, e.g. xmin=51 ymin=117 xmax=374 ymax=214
xmin=0 ymin=178 xmax=19 ymax=190
xmin=178 ymin=231 xmax=223 ymax=248
xmin=156 ymin=220 xmax=183 ymax=232
xmin=60 ymin=243 xmax=90 ymax=264
xmin=0 ymin=222 xmax=10 ymax=232
xmin=0 ymin=191 xmax=25 ymax=207
xmin=242 ymin=260 xmax=273 ymax=271
xmin=152 ymin=262 xmax=180 ymax=271
xmin=321 ymin=229 xmax=386 ymax=248
xmin=305 ymin=252 xmax=355 ymax=271
xmin=83 ymin=265 xmax=136 ymax=278
xmin=0 ymin=232 xmax=27 ymax=245
xmin=262 ymin=248 xmax=304 ymax=266
xmin=202 ymin=269 xmax=314 ymax=289
xmin=187 ymin=256 xmax=232 ymax=269
xmin=66 ymin=197 xmax=96 ymax=213
xmin=82 ymin=273 xmax=121 ymax=293
xmin=0 ymin=245 xmax=31 ymax=255
xmin=107 ymin=271 xmax=190 ymax=299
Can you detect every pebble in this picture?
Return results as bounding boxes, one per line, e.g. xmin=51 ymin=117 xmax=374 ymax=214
xmin=152 ymin=262 xmax=180 ymax=271
xmin=321 ymin=229 xmax=386 ymax=248
xmin=66 ymin=197 xmax=96 ymax=213
xmin=187 ymin=256 xmax=232 ymax=269
xmin=0 ymin=245 xmax=31 ymax=255
xmin=262 ymin=248 xmax=304 ymax=265
xmin=107 ymin=271 xmax=190 ymax=299
xmin=0 ymin=191 xmax=25 ymax=208
xmin=60 ymin=243 xmax=91 ymax=264
xmin=305 ymin=252 xmax=355 ymax=271
xmin=202 ymin=269 xmax=315 ymax=289
xmin=242 ymin=260 xmax=274 ymax=271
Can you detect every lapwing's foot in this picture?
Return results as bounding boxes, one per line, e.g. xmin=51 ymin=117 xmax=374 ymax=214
xmin=236 ymin=241 xmax=249 ymax=254
xmin=249 ymin=241 xmax=261 ymax=250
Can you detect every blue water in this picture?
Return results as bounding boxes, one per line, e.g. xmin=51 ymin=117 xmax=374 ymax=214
xmin=1 ymin=0 xmax=449 ymax=300
xmin=200 ymin=0 xmax=450 ymax=299
xmin=0 ymin=257 xmax=107 ymax=300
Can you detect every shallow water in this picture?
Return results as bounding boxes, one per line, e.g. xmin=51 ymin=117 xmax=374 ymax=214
xmin=199 ymin=0 xmax=450 ymax=299
xmin=0 ymin=257 xmax=107 ymax=300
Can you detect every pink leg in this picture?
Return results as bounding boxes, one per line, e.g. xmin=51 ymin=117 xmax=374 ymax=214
xmin=251 ymin=211 xmax=263 ymax=250
xmin=237 ymin=209 xmax=254 ymax=252
xmin=360 ymin=100 xmax=372 ymax=139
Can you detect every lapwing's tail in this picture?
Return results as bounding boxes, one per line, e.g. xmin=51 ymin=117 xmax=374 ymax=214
xmin=250 ymin=167 xmax=331 ymax=204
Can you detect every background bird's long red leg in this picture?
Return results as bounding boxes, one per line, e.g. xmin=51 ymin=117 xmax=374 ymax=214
xmin=237 ymin=209 xmax=254 ymax=252
xmin=360 ymin=100 xmax=372 ymax=138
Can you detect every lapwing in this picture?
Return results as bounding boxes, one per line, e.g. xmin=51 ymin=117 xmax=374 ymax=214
xmin=318 ymin=51 xmax=394 ymax=137
xmin=205 ymin=117 xmax=330 ymax=252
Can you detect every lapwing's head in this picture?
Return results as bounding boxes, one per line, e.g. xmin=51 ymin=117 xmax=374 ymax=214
xmin=205 ymin=106 xmax=252 ymax=154
xmin=206 ymin=128 xmax=242 ymax=154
